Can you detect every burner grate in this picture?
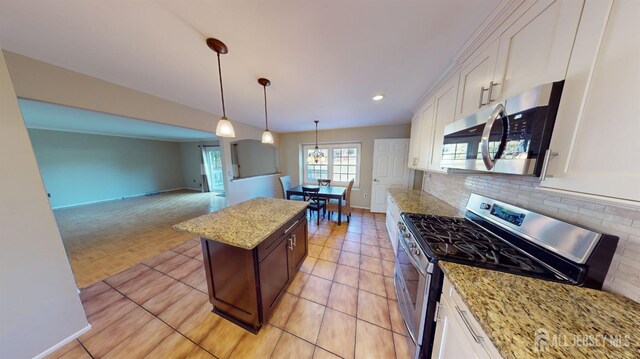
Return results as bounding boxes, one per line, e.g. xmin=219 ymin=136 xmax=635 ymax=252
xmin=404 ymin=213 xmax=550 ymax=276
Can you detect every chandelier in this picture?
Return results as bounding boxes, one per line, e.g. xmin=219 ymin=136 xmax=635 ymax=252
xmin=309 ymin=120 xmax=325 ymax=164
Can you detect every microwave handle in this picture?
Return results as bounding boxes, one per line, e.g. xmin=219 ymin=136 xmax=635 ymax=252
xmin=480 ymin=103 xmax=507 ymax=170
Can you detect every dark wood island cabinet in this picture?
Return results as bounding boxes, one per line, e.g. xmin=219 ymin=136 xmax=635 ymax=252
xmin=173 ymin=198 xmax=309 ymax=333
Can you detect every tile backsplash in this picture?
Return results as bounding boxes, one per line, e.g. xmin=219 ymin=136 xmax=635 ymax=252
xmin=422 ymin=172 xmax=640 ymax=302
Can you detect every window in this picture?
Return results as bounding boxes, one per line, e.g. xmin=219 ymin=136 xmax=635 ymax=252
xmin=302 ymin=143 xmax=361 ymax=187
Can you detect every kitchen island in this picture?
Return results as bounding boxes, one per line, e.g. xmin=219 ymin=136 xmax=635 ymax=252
xmin=174 ymin=197 xmax=309 ymax=333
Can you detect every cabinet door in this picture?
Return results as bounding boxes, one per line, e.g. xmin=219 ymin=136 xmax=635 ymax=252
xmin=428 ymin=74 xmax=460 ymax=172
xmin=456 ymin=39 xmax=499 ymax=118
xmin=541 ymin=0 xmax=640 ymax=202
xmin=417 ymin=99 xmax=436 ymax=170
xmin=431 ymin=300 xmax=484 ymax=359
xmin=259 ymin=237 xmax=291 ymax=319
xmin=385 ymin=194 xmax=400 ymax=253
xmin=408 ymin=114 xmax=422 ymax=168
xmin=289 ymin=219 xmax=307 ymax=273
xmin=491 ymin=0 xmax=584 ymax=100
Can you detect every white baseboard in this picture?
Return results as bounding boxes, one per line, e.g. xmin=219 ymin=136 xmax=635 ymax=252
xmin=351 ymin=205 xmax=371 ymax=210
xmin=33 ymin=323 xmax=92 ymax=359
xmin=51 ymin=187 xmax=192 ymax=209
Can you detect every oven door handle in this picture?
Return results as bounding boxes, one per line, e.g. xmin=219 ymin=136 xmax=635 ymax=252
xmin=480 ymin=103 xmax=508 ymax=170
xmin=398 ymin=234 xmax=427 ymax=277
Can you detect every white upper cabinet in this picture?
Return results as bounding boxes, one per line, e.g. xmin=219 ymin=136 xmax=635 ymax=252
xmin=408 ymin=112 xmax=422 ymax=168
xmin=417 ymin=99 xmax=436 ymax=170
xmin=408 ymin=0 xmax=638 ymax=203
xmin=491 ymin=0 xmax=584 ymax=100
xmin=456 ymin=39 xmax=499 ymax=118
xmin=541 ymin=0 xmax=640 ymax=202
xmin=428 ymin=73 xmax=460 ymax=172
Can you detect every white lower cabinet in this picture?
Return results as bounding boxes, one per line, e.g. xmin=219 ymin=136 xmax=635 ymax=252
xmin=432 ymin=276 xmax=503 ymax=359
xmin=385 ymin=193 xmax=401 ymax=253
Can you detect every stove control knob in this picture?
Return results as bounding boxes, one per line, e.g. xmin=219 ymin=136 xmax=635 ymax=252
xmin=413 ymin=248 xmax=421 ymax=256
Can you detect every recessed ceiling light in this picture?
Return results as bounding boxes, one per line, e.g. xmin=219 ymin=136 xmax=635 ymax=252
xmin=372 ymin=95 xmax=384 ymax=101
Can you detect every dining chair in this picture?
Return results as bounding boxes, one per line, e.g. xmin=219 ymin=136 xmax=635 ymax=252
xmin=279 ymin=176 xmax=304 ymax=201
xmin=326 ymin=179 xmax=354 ymax=223
xmin=302 ymin=186 xmax=326 ymax=225
xmin=317 ymin=179 xmax=332 ymax=186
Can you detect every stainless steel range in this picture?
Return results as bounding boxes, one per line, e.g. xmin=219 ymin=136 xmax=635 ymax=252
xmin=393 ymin=194 xmax=619 ymax=359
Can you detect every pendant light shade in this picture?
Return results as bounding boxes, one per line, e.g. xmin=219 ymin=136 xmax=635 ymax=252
xmin=258 ymin=78 xmax=274 ymax=144
xmin=216 ymin=117 xmax=235 ymax=138
xmin=309 ymin=120 xmax=325 ymax=164
xmin=261 ymin=130 xmax=274 ymax=144
xmin=207 ymin=38 xmax=236 ymax=138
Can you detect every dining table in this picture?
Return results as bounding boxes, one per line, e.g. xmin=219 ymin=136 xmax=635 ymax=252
xmin=286 ymin=185 xmax=347 ymax=225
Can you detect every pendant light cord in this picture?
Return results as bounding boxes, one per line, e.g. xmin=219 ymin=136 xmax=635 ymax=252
xmin=315 ymin=121 xmax=318 ymax=147
xmin=217 ymin=52 xmax=226 ymax=118
xmin=263 ymin=85 xmax=269 ymax=130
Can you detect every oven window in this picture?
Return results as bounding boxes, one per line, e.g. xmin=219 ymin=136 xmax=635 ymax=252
xmin=397 ymin=244 xmax=420 ymax=310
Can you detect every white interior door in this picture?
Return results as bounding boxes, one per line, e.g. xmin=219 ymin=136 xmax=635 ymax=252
xmin=370 ymin=139 xmax=411 ymax=213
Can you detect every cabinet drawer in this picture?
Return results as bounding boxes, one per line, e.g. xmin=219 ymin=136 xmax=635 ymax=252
xmin=257 ymin=211 xmax=305 ymax=262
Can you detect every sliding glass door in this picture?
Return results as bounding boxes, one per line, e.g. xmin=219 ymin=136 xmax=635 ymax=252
xmin=203 ymin=146 xmax=224 ymax=194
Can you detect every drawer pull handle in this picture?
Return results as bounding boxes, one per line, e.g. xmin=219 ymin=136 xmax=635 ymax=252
xmin=284 ymin=220 xmax=299 ymax=234
xmin=540 ymin=149 xmax=558 ymax=180
xmin=455 ymin=306 xmax=483 ymax=343
xmin=292 ymin=234 xmax=297 ymax=247
xmin=288 ymin=237 xmax=294 ymax=251
xmin=488 ymin=81 xmax=499 ymax=103
xmin=479 ymin=86 xmax=490 ymax=108
xmin=434 ymin=302 xmax=446 ymax=322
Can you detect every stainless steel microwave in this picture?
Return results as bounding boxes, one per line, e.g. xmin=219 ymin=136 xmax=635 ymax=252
xmin=441 ymin=81 xmax=564 ymax=176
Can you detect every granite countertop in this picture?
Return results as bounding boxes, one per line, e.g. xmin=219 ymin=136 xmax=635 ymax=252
xmin=387 ymin=188 xmax=460 ymax=216
xmin=173 ymin=197 xmax=309 ymax=250
xmin=439 ymin=261 xmax=640 ymax=359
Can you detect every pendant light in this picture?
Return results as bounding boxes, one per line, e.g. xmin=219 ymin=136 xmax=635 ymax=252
xmin=258 ymin=78 xmax=274 ymax=144
xmin=206 ymin=38 xmax=235 ymax=138
xmin=309 ymin=120 xmax=325 ymax=163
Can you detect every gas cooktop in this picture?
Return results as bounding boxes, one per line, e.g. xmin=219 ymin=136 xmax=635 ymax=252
xmin=402 ymin=213 xmax=566 ymax=281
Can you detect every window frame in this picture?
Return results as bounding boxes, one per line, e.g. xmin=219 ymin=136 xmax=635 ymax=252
xmin=302 ymin=142 xmax=361 ymax=188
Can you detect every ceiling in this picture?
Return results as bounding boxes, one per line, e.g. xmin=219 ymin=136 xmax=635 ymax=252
xmin=19 ymin=99 xmax=217 ymax=142
xmin=0 ymin=0 xmax=499 ymax=133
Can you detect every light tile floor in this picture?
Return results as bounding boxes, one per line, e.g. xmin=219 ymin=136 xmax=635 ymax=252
xmin=48 ymin=210 xmax=410 ymax=359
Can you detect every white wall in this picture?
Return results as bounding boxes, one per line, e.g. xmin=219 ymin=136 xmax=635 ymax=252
xmin=279 ymin=124 xmax=411 ymax=208
xmin=29 ymin=129 xmax=185 ymax=208
xmin=220 ymin=121 xmax=281 ymax=206
xmin=233 ymin=139 xmax=278 ymax=178
xmin=3 ymin=51 xmax=219 ymax=133
xmin=4 ymin=51 xmax=279 ymax=207
xmin=178 ymin=141 xmax=219 ymax=190
xmin=0 ymin=51 xmax=89 ymax=359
